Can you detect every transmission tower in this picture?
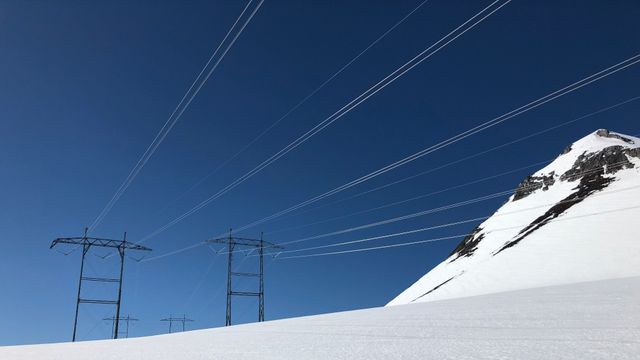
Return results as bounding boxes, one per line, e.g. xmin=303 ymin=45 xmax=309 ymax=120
xmin=50 ymin=227 xmax=152 ymax=341
xmin=160 ymin=315 xmax=194 ymax=333
xmin=103 ymin=315 xmax=138 ymax=339
xmin=206 ymin=230 xmax=282 ymax=326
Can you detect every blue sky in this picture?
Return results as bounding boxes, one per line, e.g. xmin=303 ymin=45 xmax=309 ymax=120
xmin=1 ymin=0 xmax=639 ymax=345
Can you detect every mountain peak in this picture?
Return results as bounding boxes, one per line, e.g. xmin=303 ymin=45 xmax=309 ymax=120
xmin=532 ymin=129 xmax=639 ymax=181
xmin=388 ymin=129 xmax=640 ymax=306
xmin=562 ymin=129 xmax=638 ymax=156
xmin=594 ymin=128 xmax=636 ymax=143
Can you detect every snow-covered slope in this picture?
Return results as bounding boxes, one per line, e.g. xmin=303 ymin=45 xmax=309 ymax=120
xmin=389 ymin=129 xmax=640 ymax=305
xmin=2 ymin=277 xmax=639 ymax=359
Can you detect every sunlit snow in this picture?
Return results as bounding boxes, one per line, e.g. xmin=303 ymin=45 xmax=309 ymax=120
xmin=389 ymin=130 xmax=640 ymax=305
xmin=2 ymin=277 xmax=639 ymax=359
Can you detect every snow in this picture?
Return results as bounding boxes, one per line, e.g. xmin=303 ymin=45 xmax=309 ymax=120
xmin=388 ymin=130 xmax=640 ymax=306
xmin=534 ymin=130 xmax=639 ymax=177
xmin=4 ymin=130 xmax=639 ymax=359
xmin=2 ymin=277 xmax=639 ymax=359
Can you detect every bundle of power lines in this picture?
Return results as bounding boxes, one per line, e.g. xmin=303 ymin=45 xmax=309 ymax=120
xmin=83 ymin=0 xmax=640 ymax=308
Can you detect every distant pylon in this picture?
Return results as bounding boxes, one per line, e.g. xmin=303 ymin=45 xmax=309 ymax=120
xmin=103 ymin=315 xmax=138 ymax=339
xmin=160 ymin=314 xmax=194 ymax=333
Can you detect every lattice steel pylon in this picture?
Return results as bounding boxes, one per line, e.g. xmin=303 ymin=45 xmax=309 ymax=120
xmin=50 ymin=227 xmax=151 ymax=341
xmin=206 ymin=230 xmax=282 ymax=326
xmin=103 ymin=315 xmax=138 ymax=339
xmin=160 ymin=314 xmax=194 ymax=333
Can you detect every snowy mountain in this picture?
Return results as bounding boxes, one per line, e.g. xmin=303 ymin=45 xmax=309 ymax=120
xmin=388 ymin=129 xmax=640 ymax=306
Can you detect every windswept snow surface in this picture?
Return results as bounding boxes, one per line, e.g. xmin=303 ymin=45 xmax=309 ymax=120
xmin=2 ymin=277 xmax=639 ymax=359
xmin=389 ymin=130 xmax=640 ymax=305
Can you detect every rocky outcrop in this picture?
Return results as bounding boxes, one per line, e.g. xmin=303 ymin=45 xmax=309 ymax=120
xmin=513 ymin=137 xmax=639 ymax=201
xmin=561 ymin=145 xmax=639 ymax=182
xmin=513 ymin=172 xmax=556 ymax=201
xmin=495 ymin=142 xmax=639 ymax=255
xmin=390 ymin=130 xmax=640 ymax=306
xmin=595 ymin=129 xmax=635 ymax=144
xmin=410 ymin=275 xmax=458 ymax=302
xmin=448 ymin=228 xmax=484 ymax=262
xmin=452 ymin=141 xmax=639 ymax=259
xmin=495 ymin=171 xmax=615 ymax=255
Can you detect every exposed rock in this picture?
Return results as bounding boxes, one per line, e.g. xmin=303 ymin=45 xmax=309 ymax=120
xmin=389 ymin=130 xmax=640 ymax=306
xmin=495 ymin=143 xmax=639 ymax=255
xmin=448 ymin=228 xmax=484 ymax=262
xmin=513 ymin=172 xmax=556 ymax=201
xmin=595 ymin=129 xmax=635 ymax=144
xmin=513 ymin=143 xmax=639 ymax=203
xmin=411 ymin=275 xmax=458 ymax=302
xmin=561 ymin=146 xmax=639 ymax=182
xmin=495 ymin=171 xmax=615 ymax=255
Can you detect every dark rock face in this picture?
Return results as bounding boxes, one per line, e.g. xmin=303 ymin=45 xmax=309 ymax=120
xmin=513 ymin=172 xmax=556 ymax=201
xmin=513 ymin=143 xmax=639 ymax=201
xmin=411 ymin=275 xmax=458 ymax=302
xmin=595 ymin=129 xmax=635 ymax=144
xmin=448 ymin=228 xmax=484 ymax=262
xmin=495 ymin=144 xmax=639 ymax=255
xmin=445 ymin=138 xmax=640 ymax=262
xmin=495 ymin=170 xmax=615 ymax=255
xmin=561 ymin=145 xmax=639 ymax=182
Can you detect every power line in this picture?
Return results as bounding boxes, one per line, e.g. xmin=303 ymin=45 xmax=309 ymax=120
xmin=147 ymin=158 xmax=637 ymax=260
xmin=268 ymin=95 xmax=640 ymax=225
xmin=139 ymin=160 xmax=539 ymax=262
xmin=220 ymin=55 xmax=640 ymax=237
xmin=81 ymin=310 xmax=110 ymax=340
xmin=139 ymin=242 xmax=205 ymax=263
xmin=266 ymin=187 xmax=518 ymax=236
xmin=280 ymin=235 xmax=466 ymax=260
xmin=156 ymin=0 xmax=432 ymax=213
xmin=137 ymin=0 xmax=512 ymax=243
xmin=273 ymin=181 xmax=640 ymax=250
xmin=276 ymin=203 xmax=640 ymax=260
xmin=88 ymin=0 xmax=265 ymax=232
xmin=192 ymin=256 xmax=251 ymax=317
xmin=181 ymin=254 xmax=219 ymax=311
xmin=269 ymin=233 xmax=467 ymax=258
xmin=265 ymin=93 xmax=640 ymax=234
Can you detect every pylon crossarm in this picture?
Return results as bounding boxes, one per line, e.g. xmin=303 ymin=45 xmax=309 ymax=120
xmin=81 ymin=277 xmax=120 ymax=283
xmin=230 ymin=272 xmax=260 ymax=277
xmin=104 ymin=316 xmax=139 ymax=321
xmin=50 ymin=229 xmax=152 ymax=341
xmin=79 ymin=298 xmax=118 ymax=305
xmin=230 ymin=291 xmax=261 ymax=297
xmin=50 ymin=237 xmax=152 ymax=251
xmin=160 ymin=317 xmax=194 ymax=322
xmin=206 ymin=237 xmax=280 ymax=249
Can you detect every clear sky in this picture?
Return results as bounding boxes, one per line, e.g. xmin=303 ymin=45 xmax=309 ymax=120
xmin=1 ymin=0 xmax=638 ymax=345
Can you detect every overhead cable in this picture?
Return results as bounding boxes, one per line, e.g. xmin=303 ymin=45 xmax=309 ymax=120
xmin=138 ymin=0 xmax=512 ymax=243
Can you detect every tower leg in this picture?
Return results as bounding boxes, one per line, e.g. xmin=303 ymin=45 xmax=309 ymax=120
xmin=73 ymin=243 xmax=89 ymax=342
xmin=259 ymin=233 xmax=264 ymax=322
xmin=114 ymin=234 xmax=126 ymax=339
xmin=225 ymin=232 xmax=233 ymax=326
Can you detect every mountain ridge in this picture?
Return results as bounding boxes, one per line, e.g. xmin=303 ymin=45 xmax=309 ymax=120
xmin=388 ymin=129 xmax=640 ymax=306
